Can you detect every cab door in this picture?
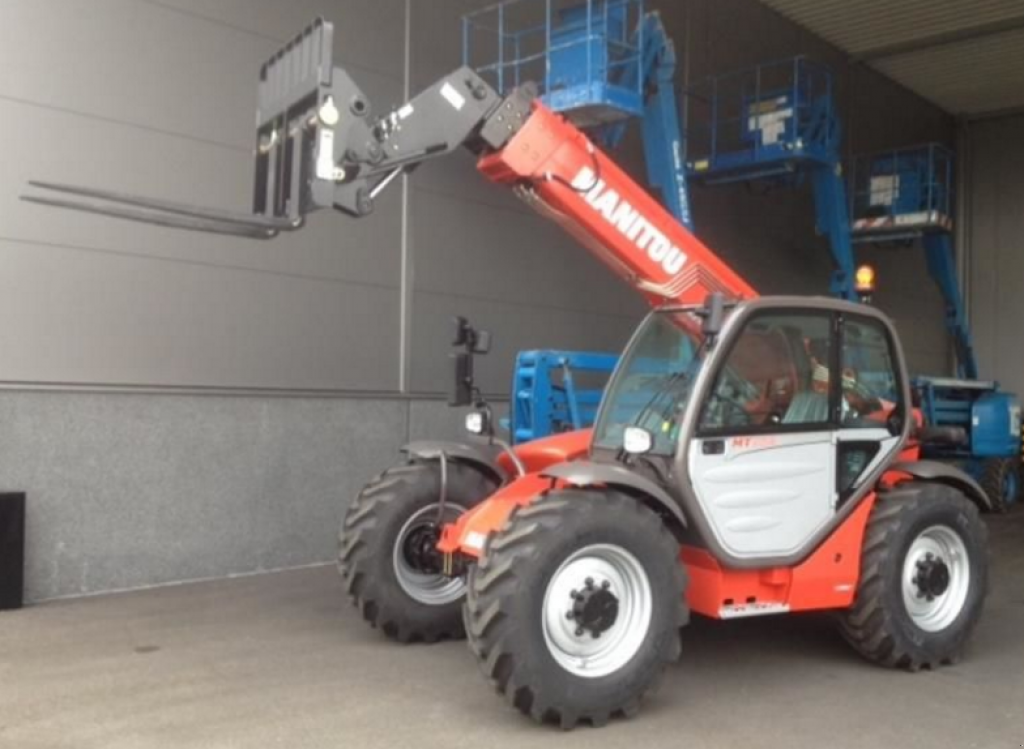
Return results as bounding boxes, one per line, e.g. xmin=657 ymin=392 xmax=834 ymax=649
xmin=688 ymin=311 xmax=839 ymax=559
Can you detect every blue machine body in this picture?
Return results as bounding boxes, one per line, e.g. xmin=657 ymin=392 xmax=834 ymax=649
xmin=916 ymin=377 xmax=1022 ymax=459
xmin=506 ymin=350 xmax=619 ymax=443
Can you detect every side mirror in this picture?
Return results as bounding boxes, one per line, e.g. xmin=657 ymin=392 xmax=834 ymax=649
xmin=473 ymin=329 xmax=492 ymax=355
xmin=449 ymin=352 xmax=473 ymax=407
xmin=623 ymin=426 xmax=653 ymax=455
xmin=452 ymin=316 xmax=491 ymax=354
xmin=701 ymin=292 xmax=726 ymax=337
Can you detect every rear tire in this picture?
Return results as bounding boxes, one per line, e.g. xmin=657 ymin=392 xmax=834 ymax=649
xmin=339 ymin=460 xmax=497 ymax=643
xmin=980 ymin=457 xmax=1020 ymax=513
xmin=838 ymin=482 xmax=988 ymax=670
xmin=464 ymin=489 xmax=687 ymax=729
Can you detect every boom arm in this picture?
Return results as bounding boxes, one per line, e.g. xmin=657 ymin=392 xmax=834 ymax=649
xmin=23 ymin=18 xmax=755 ymax=307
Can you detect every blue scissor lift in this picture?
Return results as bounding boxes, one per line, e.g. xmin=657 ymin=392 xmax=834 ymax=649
xmin=462 ymin=0 xmax=1020 ymax=509
xmin=850 ymin=144 xmax=1022 ymax=507
xmin=682 ymin=57 xmax=857 ymax=299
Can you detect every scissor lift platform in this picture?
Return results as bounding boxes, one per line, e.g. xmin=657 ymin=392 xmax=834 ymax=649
xmin=462 ymin=0 xmax=648 ymax=127
xmin=850 ymin=143 xmax=954 ymax=241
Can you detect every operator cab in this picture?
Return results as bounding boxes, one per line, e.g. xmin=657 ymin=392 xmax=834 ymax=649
xmin=593 ymin=296 xmax=910 ymax=564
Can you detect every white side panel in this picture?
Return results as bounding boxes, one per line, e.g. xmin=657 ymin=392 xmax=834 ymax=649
xmin=689 ymin=432 xmax=835 ymax=557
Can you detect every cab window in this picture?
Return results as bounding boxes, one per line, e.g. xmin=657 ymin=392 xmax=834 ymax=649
xmin=839 ymin=316 xmax=903 ymax=429
xmin=700 ymin=312 xmax=834 ymax=433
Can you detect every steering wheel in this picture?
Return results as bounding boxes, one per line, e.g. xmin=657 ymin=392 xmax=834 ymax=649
xmin=712 ymin=389 xmax=752 ymax=427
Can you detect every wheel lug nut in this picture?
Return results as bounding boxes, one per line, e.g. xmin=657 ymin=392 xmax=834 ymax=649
xmin=591 ymin=631 xmax=601 ymax=639
xmin=569 ymin=589 xmax=578 ymax=599
xmin=601 ymin=580 xmax=611 ymax=590
xmin=585 ymin=577 xmax=594 ymax=589
xmin=574 ymin=627 xmax=584 ymax=637
xmin=566 ymin=611 xmax=575 ymax=620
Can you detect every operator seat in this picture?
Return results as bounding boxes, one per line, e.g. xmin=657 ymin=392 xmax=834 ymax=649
xmin=782 ymin=391 xmax=829 ymax=424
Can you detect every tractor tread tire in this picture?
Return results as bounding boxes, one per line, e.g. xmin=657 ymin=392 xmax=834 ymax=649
xmin=980 ymin=457 xmax=1018 ymax=514
xmin=465 ymin=490 xmax=687 ymax=729
xmin=339 ymin=460 xmax=496 ymax=643
xmin=838 ymin=482 xmax=988 ymax=671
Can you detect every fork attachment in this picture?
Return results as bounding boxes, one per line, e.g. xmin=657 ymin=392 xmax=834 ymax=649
xmin=24 ymin=16 xmax=530 ymax=237
xmin=22 ymin=18 xmax=340 ymax=238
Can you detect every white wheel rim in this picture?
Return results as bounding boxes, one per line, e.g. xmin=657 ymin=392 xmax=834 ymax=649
xmin=392 ymin=504 xmax=466 ymax=606
xmin=542 ymin=544 xmax=653 ymax=679
xmin=901 ymin=524 xmax=971 ymax=633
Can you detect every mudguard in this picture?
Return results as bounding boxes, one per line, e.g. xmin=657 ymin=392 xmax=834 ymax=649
xmin=402 ymin=440 xmax=507 ymax=484
xmin=541 ymin=461 xmax=688 ymax=529
xmin=890 ymin=460 xmax=993 ymax=512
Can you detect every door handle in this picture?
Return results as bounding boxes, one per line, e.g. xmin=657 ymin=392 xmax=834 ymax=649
xmin=702 ymin=439 xmax=725 ymax=455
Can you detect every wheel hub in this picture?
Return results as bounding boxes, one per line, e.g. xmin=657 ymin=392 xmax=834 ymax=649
xmin=901 ymin=525 xmax=971 ymax=633
xmin=913 ymin=553 xmax=950 ymax=601
xmin=402 ymin=524 xmax=443 ymax=575
xmin=542 ymin=544 xmax=653 ymax=678
xmin=566 ymin=577 xmax=619 ymax=638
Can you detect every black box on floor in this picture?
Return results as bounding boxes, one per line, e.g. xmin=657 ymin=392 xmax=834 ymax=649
xmin=0 ymin=493 xmax=25 ymax=610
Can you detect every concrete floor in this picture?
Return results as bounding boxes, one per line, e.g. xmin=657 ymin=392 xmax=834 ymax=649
xmin=3 ymin=513 xmax=1023 ymax=749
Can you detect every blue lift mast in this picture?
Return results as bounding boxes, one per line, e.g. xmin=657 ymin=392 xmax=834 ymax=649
xmin=849 ymin=144 xmax=976 ymax=378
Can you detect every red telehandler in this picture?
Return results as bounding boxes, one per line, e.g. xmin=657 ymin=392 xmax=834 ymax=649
xmin=24 ymin=19 xmax=992 ymax=729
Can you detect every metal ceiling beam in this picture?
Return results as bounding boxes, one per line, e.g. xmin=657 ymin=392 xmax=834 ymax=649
xmin=854 ymin=14 xmax=1024 ymax=62
xmin=967 ymin=103 xmax=1024 ymax=122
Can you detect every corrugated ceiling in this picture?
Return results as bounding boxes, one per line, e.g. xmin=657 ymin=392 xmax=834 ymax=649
xmin=758 ymin=0 xmax=1024 ymax=116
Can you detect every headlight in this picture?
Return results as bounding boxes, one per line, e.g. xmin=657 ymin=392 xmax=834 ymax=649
xmin=465 ymin=410 xmax=487 ymax=435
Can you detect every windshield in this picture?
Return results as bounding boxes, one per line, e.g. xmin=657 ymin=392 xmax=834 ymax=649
xmin=593 ymin=310 xmax=706 ymax=456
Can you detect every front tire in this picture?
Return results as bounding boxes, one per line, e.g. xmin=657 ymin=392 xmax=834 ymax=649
xmin=464 ymin=490 xmax=687 ymax=729
xmin=339 ymin=460 xmax=497 ymax=642
xmin=839 ymin=482 xmax=988 ymax=670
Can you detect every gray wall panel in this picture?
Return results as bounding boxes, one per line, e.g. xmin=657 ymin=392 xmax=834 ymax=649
xmin=0 ymin=237 xmax=400 ymax=390
xmin=150 ymin=0 xmax=407 ymax=81
xmin=0 ymin=0 xmax=404 ymax=147
xmin=968 ymin=114 xmax=1024 ymax=397
xmin=409 ymin=290 xmax=637 ymax=395
xmin=0 ymin=1 xmax=403 ymax=390
xmin=0 ymin=392 xmax=405 ymax=601
xmin=0 ymin=61 xmax=404 ymax=290
xmin=409 ymin=186 xmax=646 ymax=315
